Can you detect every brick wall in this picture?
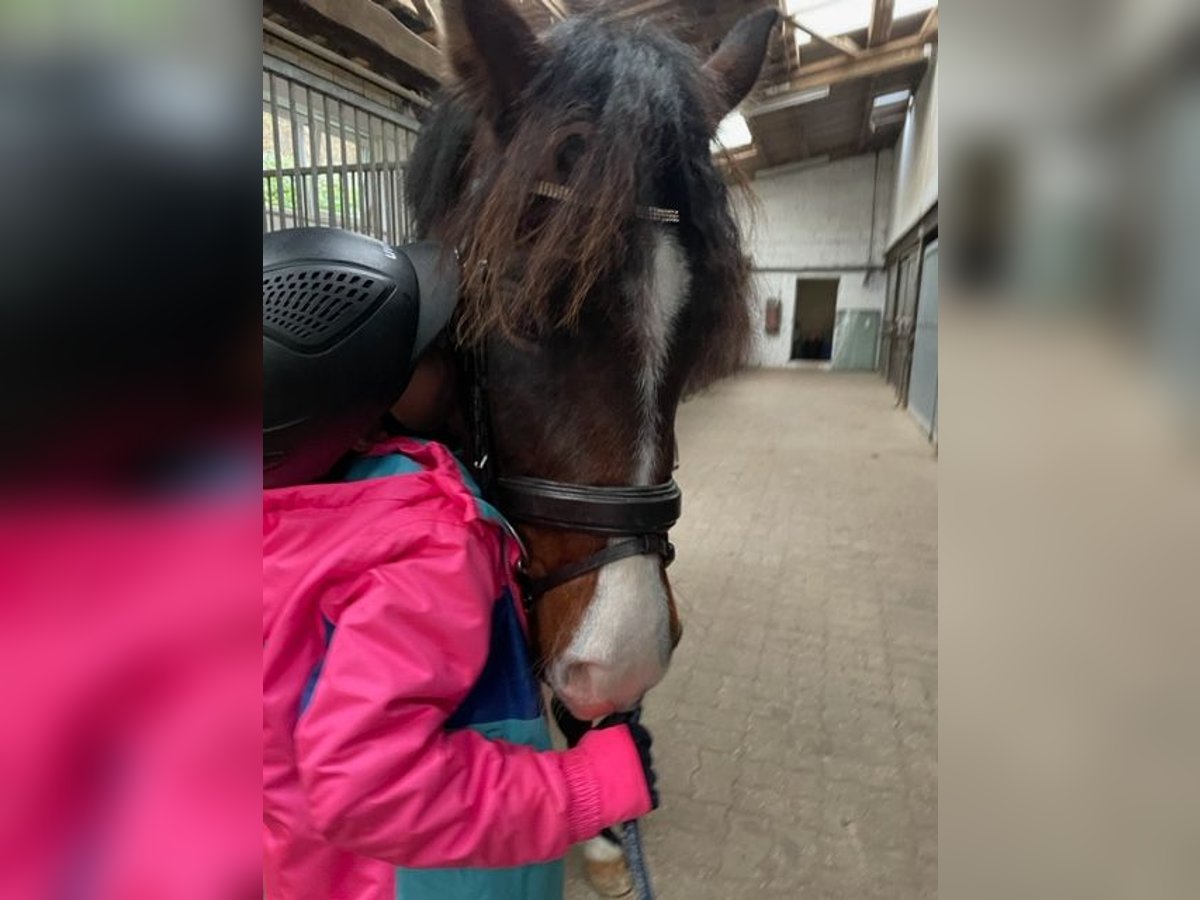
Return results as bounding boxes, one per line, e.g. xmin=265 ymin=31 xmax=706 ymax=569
xmin=738 ymin=150 xmax=895 ymax=367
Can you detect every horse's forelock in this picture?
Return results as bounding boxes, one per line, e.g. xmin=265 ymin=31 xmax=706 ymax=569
xmin=407 ymin=13 xmax=752 ymax=377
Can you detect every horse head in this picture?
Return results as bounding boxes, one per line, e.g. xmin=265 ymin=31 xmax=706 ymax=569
xmin=409 ymin=0 xmax=776 ymax=719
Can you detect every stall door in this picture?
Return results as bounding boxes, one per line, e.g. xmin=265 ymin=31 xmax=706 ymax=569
xmin=879 ymin=263 xmax=898 ymax=377
xmin=887 ymin=247 xmax=921 ymax=403
xmin=907 ymin=240 xmax=938 ymax=437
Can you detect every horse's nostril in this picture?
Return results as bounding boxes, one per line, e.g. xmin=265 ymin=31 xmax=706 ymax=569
xmin=556 ymin=658 xmax=667 ymax=720
xmin=562 ymin=661 xmax=597 ymax=692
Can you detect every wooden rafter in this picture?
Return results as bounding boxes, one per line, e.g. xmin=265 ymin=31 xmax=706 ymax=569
xmin=283 ymin=0 xmax=444 ymax=84
xmin=264 ymin=18 xmax=433 ymax=106
xmin=784 ymin=13 xmax=861 ymax=58
xmin=867 ymin=0 xmax=894 ymax=48
xmin=918 ymin=6 xmax=938 ymax=40
xmin=763 ymin=36 xmax=929 ymax=96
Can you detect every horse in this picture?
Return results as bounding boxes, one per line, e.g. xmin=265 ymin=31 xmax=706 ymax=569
xmin=407 ymin=0 xmax=775 ymax=723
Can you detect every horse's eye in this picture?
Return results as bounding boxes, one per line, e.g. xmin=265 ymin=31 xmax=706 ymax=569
xmin=555 ymin=133 xmax=587 ymax=179
xmin=508 ymin=313 xmax=548 ymax=347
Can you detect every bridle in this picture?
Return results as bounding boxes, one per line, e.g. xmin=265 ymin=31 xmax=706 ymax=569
xmin=460 ymin=181 xmax=684 ymax=609
xmin=530 ymin=181 xmax=681 ymax=224
xmin=456 ymin=119 xmax=695 ymax=900
xmin=465 ymin=343 xmax=681 ymax=606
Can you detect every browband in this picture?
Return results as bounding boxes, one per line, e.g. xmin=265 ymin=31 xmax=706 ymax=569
xmin=531 ymin=181 xmax=681 ymax=225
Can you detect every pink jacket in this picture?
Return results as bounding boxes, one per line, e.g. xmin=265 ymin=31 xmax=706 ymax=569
xmin=263 ymin=437 xmax=650 ymax=900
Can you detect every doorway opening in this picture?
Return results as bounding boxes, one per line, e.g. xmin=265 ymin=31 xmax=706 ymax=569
xmin=791 ymin=278 xmax=839 ymax=361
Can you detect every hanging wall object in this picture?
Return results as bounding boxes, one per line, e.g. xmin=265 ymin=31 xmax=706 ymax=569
xmin=765 ymin=297 xmax=782 ymax=335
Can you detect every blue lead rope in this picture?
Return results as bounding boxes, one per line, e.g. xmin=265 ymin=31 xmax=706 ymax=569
xmin=608 ymin=707 xmax=655 ymax=900
xmin=621 ymin=817 xmax=654 ymax=900
xmin=551 ymin=694 xmax=656 ymax=899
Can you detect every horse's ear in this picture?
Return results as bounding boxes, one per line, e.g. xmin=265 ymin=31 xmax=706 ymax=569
xmin=702 ymin=7 xmax=778 ymax=126
xmin=443 ymin=0 xmax=544 ymax=114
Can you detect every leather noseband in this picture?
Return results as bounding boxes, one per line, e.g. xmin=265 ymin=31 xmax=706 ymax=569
xmin=467 ymin=348 xmax=681 ymax=603
xmin=493 ymin=476 xmax=680 ymax=600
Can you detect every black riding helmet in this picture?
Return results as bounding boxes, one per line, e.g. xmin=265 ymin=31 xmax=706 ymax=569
xmin=263 ymin=228 xmax=458 ymax=488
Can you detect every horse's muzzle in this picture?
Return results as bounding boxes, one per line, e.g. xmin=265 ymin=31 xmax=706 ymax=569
xmin=551 ymin=654 xmax=665 ymax=722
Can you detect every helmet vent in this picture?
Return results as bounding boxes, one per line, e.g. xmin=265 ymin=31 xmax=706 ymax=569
xmin=263 ymin=264 xmax=394 ymax=351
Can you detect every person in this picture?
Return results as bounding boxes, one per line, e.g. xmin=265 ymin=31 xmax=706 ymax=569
xmin=262 ymin=228 xmax=657 ymax=900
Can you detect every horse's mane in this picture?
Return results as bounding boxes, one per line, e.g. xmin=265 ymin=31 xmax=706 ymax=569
xmin=406 ymin=13 xmax=751 ymax=392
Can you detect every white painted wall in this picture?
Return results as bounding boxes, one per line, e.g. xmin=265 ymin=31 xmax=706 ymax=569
xmin=888 ymin=56 xmax=938 ymax=248
xmin=739 ymin=149 xmax=894 ymax=367
xmin=746 ymin=150 xmax=894 ymax=270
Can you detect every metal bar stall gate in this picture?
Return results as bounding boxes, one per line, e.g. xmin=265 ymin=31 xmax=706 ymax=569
xmin=262 ymin=51 xmax=422 ymax=244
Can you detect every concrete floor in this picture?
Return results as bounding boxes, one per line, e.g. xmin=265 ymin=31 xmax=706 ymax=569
xmin=565 ymin=369 xmax=938 ymax=900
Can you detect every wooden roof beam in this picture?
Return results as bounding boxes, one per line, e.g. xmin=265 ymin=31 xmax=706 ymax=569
xmin=761 ymin=36 xmax=931 ymax=96
xmin=784 ymin=13 xmax=862 ymax=58
xmin=275 ymin=0 xmax=444 ymax=85
xmin=867 ymin=0 xmax=894 ymax=47
xmin=918 ymin=6 xmax=938 ymax=41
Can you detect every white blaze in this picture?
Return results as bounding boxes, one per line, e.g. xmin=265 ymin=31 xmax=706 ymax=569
xmin=555 ymin=228 xmax=689 ymax=706
xmin=633 ymin=230 xmax=689 ymax=484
